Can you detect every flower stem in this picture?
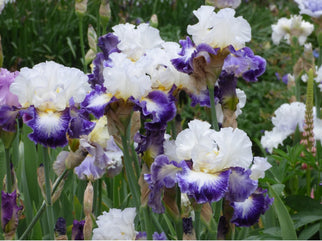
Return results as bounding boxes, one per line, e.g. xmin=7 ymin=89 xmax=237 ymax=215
xmin=5 ymin=149 xmax=12 ymax=193
xmin=78 ymin=15 xmax=87 ymax=73
xmin=43 ymin=147 xmax=55 ymax=240
xmin=121 ymin=120 xmax=140 ymax=208
xmin=141 ymin=205 xmax=153 ymax=240
xmin=208 ymin=84 xmax=219 ymax=131
xmin=19 ymin=169 xmax=68 ymax=240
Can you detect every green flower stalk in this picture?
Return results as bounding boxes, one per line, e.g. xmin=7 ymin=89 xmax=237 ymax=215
xmin=75 ymin=0 xmax=88 ymax=73
xmin=0 ymin=35 xmax=3 ymax=68
xmin=300 ymin=68 xmax=316 ymax=157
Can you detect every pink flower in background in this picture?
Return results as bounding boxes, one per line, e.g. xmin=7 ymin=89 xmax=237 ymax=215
xmin=0 ymin=68 xmax=20 ymax=107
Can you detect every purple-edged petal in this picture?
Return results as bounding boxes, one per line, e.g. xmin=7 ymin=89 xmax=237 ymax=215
xmin=223 ymin=46 xmax=266 ymax=82
xmin=74 ymin=155 xmax=106 ymax=181
xmin=225 ymin=167 xmax=258 ymax=202
xmin=71 ymin=220 xmax=85 ymax=240
xmin=132 ymin=90 xmax=176 ymax=130
xmin=1 ymin=190 xmax=22 ymax=233
xmin=230 ymin=188 xmax=274 ymax=227
xmin=177 ymin=163 xmax=231 ymax=204
xmin=26 ymin=107 xmax=70 ymax=148
xmin=68 ymin=107 xmax=95 ymax=139
xmin=0 ymin=105 xmax=20 ymax=132
xmin=97 ymin=33 xmax=120 ymax=58
xmin=81 ymin=85 xmax=113 ymax=118
xmin=145 ymin=155 xmax=183 ymax=213
xmin=171 ymin=37 xmax=197 ymax=74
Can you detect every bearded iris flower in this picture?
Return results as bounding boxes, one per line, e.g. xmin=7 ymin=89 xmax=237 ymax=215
xmin=9 ymin=61 xmax=93 ymax=148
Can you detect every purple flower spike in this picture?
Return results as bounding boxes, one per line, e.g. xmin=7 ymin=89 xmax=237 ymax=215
xmin=1 ymin=190 xmax=22 ymax=234
xmin=145 ymin=155 xmax=183 ymax=213
xmin=26 ymin=107 xmax=71 ymax=148
xmin=132 ymin=90 xmax=176 ymax=130
xmin=171 ymin=36 xmax=196 ymax=74
xmin=230 ymin=188 xmax=274 ymax=227
xmin=177 ymin=163 xmax=231 ymax=204
xmin=225 ymin=167 xmax=258 ymax=202
xmin=0 ymin=105 xmax=20 ymax=132
xmin=71 ymin=219 xmax=85 ymax=240
xmin=223 ymin=46 xmax=266 ymax=82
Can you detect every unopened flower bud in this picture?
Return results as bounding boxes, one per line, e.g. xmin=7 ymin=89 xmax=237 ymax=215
xmin=83 ymin=215 xmax=92 ymax=240
xmin=37 ymin=164 xmax=48 ymax=201
xmin=99 ymin=0 xmax=111 ymax=29
xmin=83 ymin=181 xmax=93 ymax=216
xmin=149 ymin=14 xmax=158 ymax=28
xmin=75 ymin=0 xmax=88 ymax=17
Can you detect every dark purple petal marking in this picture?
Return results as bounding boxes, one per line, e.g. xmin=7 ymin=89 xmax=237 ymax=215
xmin=225 ymin=167 xmax=258 ymax=202
xmin=0 ymin=105 xmax=20 ymax=132
xmin=230 ymin=188 xmax=274 ymax=227
xmin=1 ymin=190 xmax=22 ymax=233
xmin=26 ymin=107 xmax=70 ymax=148
xmin=177 ymin=163 xmax=231 ymax=204
xmin=68 ymin=107 xmax=95 ymax=139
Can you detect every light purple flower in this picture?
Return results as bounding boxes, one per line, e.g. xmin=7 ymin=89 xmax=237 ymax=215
xmin=295 ymin=0 xmax=322 ymax=18
xmin=0 ymin=68 xmax=20 ymax=107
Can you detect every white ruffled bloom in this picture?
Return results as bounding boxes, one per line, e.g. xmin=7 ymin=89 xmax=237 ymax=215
xmin=138 ymin=41 xmax=191 ymax=91
xmin=103 ymin=52 xmax=152 ymax=100
xmin=112 ymin=23 xmax=164 ymax=62
xmin=169 ymin=119 xmax=253 ymax=173
xmin=187 ymin=6 xmax=251 ymax=49
xmin=272 ymin=102 xmax=306 ymax=134
xmin=295 ymin=0 xmax=322 ymax=18
xmin=10 ymin=61 xmax=90 ymax=111
xmin=271 ymin=15 xmax=314 ymax=45
xmin=92 ymin=208 xmax=137 ymax=240
xmin=250 ymin=157 xmax=272 ymax=180
xmin=260 ymin=102 xmax=322 ymax=153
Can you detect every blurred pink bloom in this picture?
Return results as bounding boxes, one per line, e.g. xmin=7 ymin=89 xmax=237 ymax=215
xmin=0 ymin=68 xmax=20 ymax=107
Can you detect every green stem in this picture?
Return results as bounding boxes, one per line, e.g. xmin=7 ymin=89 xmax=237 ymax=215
xmin=78 ymin=15 xmax=87 ymax=73
xmin=208 ymin=84 xmax=219 ymax=131
xmin=295 ymin=76 xmax=301 ymax=101
xmin=97 ymin=179 xmax=102 ymax=215
xmin=141 ymin=205 xmax=153 ymax=240
xmin=19 ymin=169 xmax=68 ymax=240
xmin=194 ymin=207 xmax=201 ymax=240
xmin=314 ymin=83 xmax=321 ymax=118
xmin=5 ymin=149 xmax=12 ymax=193
xmin=121 ymin=123 xmax=140 ymax=208
xmin=43 ymin=147 xmax=55 ymax=240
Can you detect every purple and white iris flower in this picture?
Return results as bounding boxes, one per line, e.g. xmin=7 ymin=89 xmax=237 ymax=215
xmin=84 ymin=23 xmax=177 ymax=129
xmin=0 ymin=68 xmax=20 ymax=132
xmin=146 ymin=119 xmax=273 ymax=225
xmin=261 ymin=102 xmax=322 ymax=152
xmin=295 ymin=0 xmax=322 ymax=18
xmin=71 ymin=116 xmax=123 ymax=181
xmin=9 ymin=61 xmax=93 ymax=148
